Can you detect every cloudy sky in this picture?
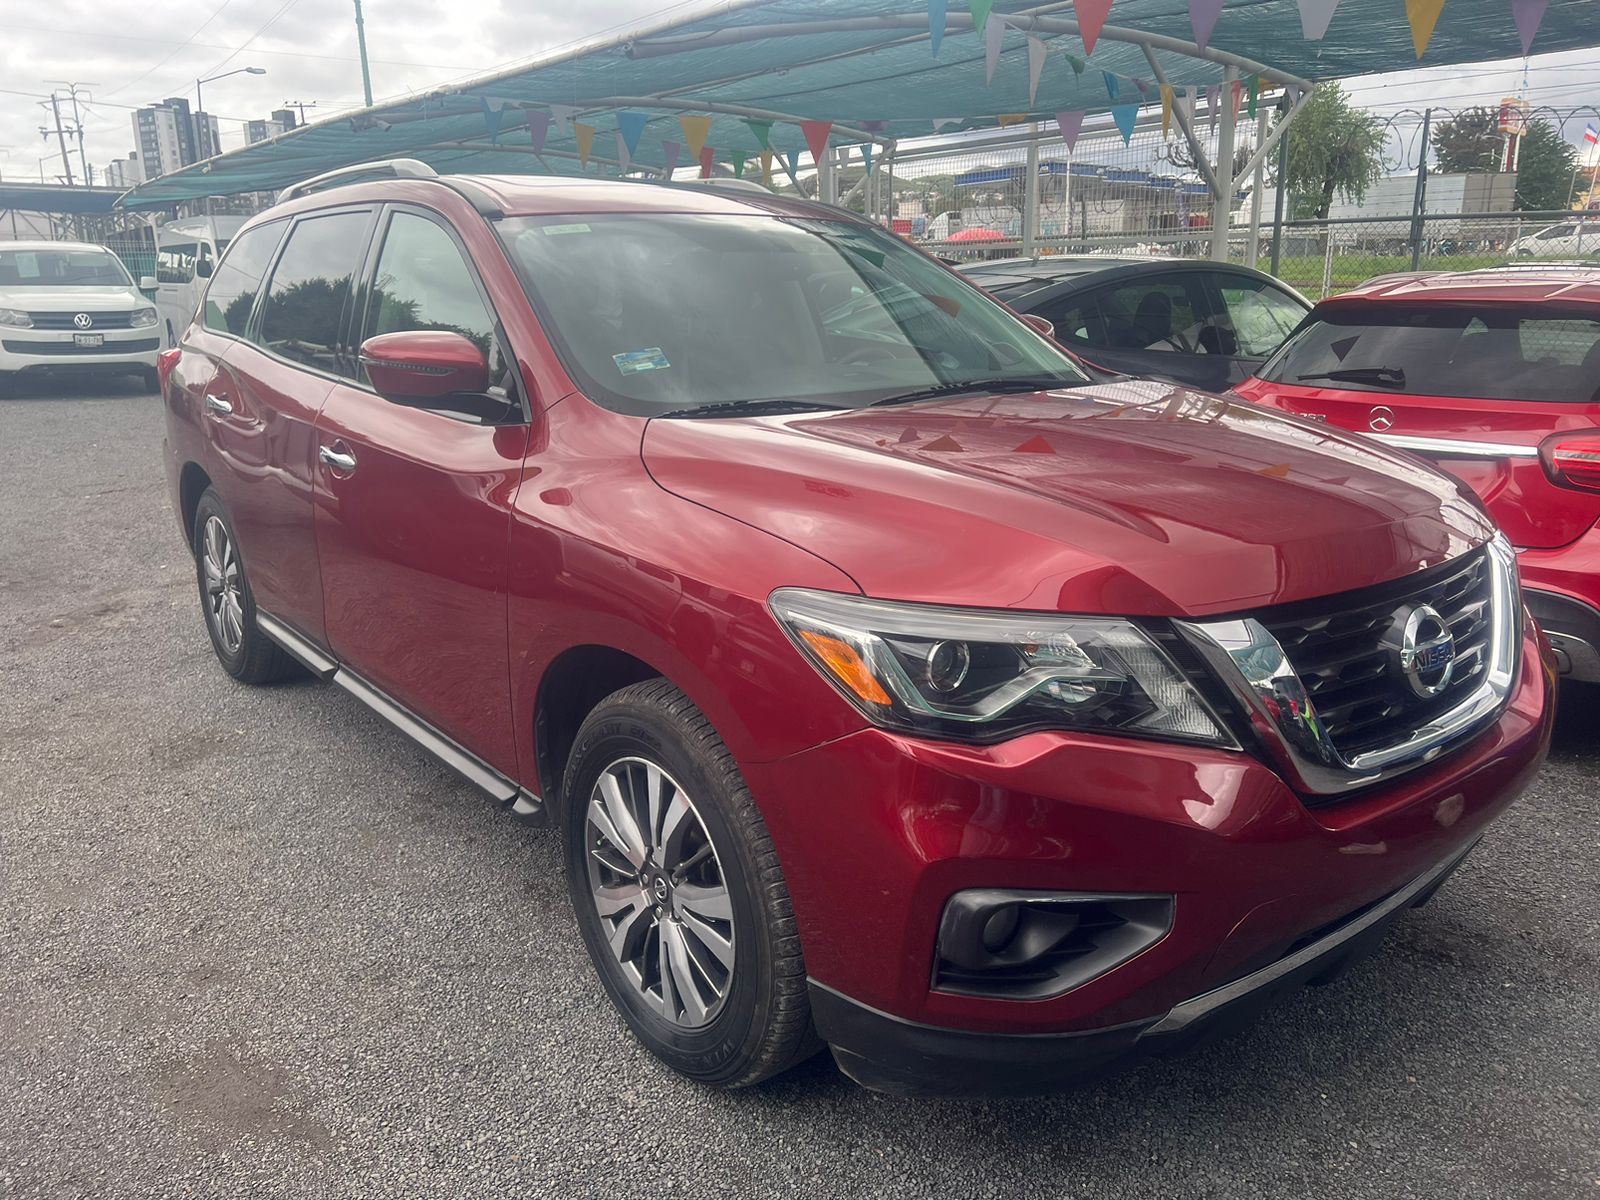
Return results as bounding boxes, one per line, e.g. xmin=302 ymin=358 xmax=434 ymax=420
xmin=0 ymin=0 xmax=1595 ymax=185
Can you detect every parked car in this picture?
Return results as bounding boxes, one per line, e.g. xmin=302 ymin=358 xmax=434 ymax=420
xmin=960 ymin=256 xmax=1309 ymax=392
xmin=153 ymin=214 xmax=248 ymax=349
xmin=0 ymin=240 xmax=161 ymax=394
xmin=1235 ymin=264 xmax=1600 ymax=689
xmin=1507 ymin=219 xmax=1596 ymax=259
xmin=162 ymin=162 xmax=1552 ymax=1097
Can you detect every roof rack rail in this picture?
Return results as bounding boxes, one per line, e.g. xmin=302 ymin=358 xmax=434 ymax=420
xmin=279 ymin=158 xmax=438 ymax=202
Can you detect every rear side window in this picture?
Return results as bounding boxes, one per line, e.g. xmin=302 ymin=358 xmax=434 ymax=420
xmin=203 ymin=220 xmax=284 ymax=337
xmin=157 ymin=241 xmax=197 ymax=284
xmin=257 ymin=211 xmax=371 ymax=376
xmin=1260 ymin=303 xmax=1600 ymax=402
xmin=1092 ymin=276 xmax=1215 ymax=354
xmin=1215 ymin=279 xmax=1306 ymax=358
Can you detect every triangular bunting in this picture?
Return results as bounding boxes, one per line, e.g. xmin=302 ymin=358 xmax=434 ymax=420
xmin=1296 ymin=0 xmax=1342 ymax=39
xmin=1230 ymin=78 xmax=1243 ymax=120
xmin=929 ymin=0 xmax=948 ymax=55
xmin=1111 ymin=103 xmax=1138 ymax=144
xmin=616 ymin=111 xmax=649 ymax=158
xmin=1055 ymin=110 xmax=1085 ymax=151
xmin=574 ymin=122 xmax=595 ymax=167
xmin=1160 ymin=84 xmax=1173 ymax=137
xmin=984 ymin=12 xmax=1005 ymax=85
xmin=1512 ymin=0 xmax=1546 ymax=54
xmin=698 ymin=145 xmax=714 ymax=178
xmin=679 ymin=115 xmax=712 ymax=158
xmin=730 ymin=149 xmax=747 ymax=178
xmin=760 ymin=149 xmax=774 ymax=186
xmin=1405 ymin=0 xmax=1446 ymax=57
xmin=527 ymin=111 xmax=550 ymax=155
xmin=1178 ymin=86 xmax=1196 ymax=127
xmin=997 ymin=114 xmax=1029 ymax=127
xmin=1188 ymin=0 xmax=1225 ymax=52
xmin=615 ymin=130 xmax=631 ymax=173
xmin=967 ymin=0 xmax=995 ymax=35
xmin=860 ymin=143 xmax=874 ymax=172
xmin=1064 ymin=52 xmax=1086 ymax=75
xmin=1073 ymin=0 xmax=1113 ymax=56
xmin=801 ymin=119 xmax=833 ymax=162
xmin=784 ymin=150 xmax=800 ymax=178
xmin=1206 ymin=84 xmax=1220 ymax=131
xmin=744 ymin=119 xmax=773 ymax=149
xmin=662 ymin=140 xmax=680 ymax=175
xmin=480 ymin=97 xmax=505 ymax=144
xmin=1027 ymin=35 xmax=1048 ymax=106
xmin=549 ymin=104 xmax=578 ymax=140
xmin=1247 ymin=75 xmax=1259 ymax=117
xmin=1102 ymin=71 xmax=1120 ymax=99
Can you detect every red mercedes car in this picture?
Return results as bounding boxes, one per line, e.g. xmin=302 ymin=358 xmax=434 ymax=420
xmin=1235 ymin=266 xmax=1600 ymax=690
xmin=160 ymin=164 xmax=1552 ymax=1096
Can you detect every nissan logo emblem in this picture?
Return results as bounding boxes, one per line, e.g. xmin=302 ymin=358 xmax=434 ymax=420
xmin=1368 ymin=405 xmax=1395 ymax=432
xmin=1397 ymin=604 xmax=1457 ymax=699
xmin=73 ymin=312 xmax=94 ymax=330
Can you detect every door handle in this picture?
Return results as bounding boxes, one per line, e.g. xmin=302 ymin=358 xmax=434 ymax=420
xmin=319 ymin=444 xmax=358 ymax=473
xmin=204 ymin=393 xmax=233 ymax=416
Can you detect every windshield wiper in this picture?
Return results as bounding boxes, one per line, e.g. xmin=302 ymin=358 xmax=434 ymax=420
xmin=654 ymin=398 xmax=845 ymax=419
xmin=1295 ymin=366 xmax=1406 ymax=387
xmin=867 ymin=376 xmax=1082 ymax=407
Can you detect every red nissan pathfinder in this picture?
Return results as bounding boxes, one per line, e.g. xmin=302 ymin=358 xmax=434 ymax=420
xmin=160 ymin=163 xmax=1554 ymax=1097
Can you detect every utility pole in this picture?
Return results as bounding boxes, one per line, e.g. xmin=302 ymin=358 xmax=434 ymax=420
xmin=47 ymin=82 xmax=96 ymax=186
xmin=353 ymin=0 xmax=375 ymax=107
xmin=42 ymin=94 xmax=75 ymax=186
xmin=1409 ymin=108 xmax=1432 ymax=270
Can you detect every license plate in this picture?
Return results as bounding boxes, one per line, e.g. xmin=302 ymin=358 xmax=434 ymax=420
xmin=73 ymin=333 xmax=104 ymax=348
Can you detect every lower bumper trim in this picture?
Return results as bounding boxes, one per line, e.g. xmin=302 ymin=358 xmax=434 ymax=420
xmin=812 ymin=841 xmax=1478 ymax=1097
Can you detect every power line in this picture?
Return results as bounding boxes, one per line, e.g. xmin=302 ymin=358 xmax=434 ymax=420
xmin=100 ymin=1 xmax=234 ymax=100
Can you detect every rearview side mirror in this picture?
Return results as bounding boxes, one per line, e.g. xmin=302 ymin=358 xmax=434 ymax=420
xmin=1021 ymin=313 xmax=1056 ymax=339
xmin=359 ymin=330 xmax=492 ymax=406
xmin=139 ymin=275 xmax=157 ymax=291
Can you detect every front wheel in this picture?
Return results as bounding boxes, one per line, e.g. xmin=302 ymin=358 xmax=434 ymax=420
xmin=563 ymin=680 xmax=819 ymax=1087
xmin=191 ymin=488 xmax=297 ymax=684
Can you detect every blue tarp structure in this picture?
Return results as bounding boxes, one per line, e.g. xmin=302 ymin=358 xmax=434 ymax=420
xmin=119 ymin=0 xmax=1600 ymax=209
xmin=2 ymin=183 xmax=124 ymax=216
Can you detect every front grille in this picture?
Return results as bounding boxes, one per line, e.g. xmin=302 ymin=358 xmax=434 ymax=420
xmin=26 ymin=311 xmax=139 ymax=330
xmin=1261 ymin=549 xmax=1494 ymax=756
xmin=2 ymin=337 xmax=160 ymax=356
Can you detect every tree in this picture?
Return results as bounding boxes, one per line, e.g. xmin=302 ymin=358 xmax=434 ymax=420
xmin=1432 ymin=107 xmax=1503 ymax=174
xmin=1513 ymin=119 xmax=1579 ymax=211
xmin=1283 ymin=83 xmax=1385 ymax=218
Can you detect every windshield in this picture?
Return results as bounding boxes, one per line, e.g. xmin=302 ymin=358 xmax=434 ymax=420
xmin=497 ymin=213 xmax=1090 ymax=415
xmin=1258 ymin=302 xmax=1600 ymax=403
xmin=0 ymin=247 xmax=131 ymax=288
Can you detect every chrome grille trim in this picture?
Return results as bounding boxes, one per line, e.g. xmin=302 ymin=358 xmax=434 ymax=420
xmin=1178 ymin=535 xmax=1521 ymax=798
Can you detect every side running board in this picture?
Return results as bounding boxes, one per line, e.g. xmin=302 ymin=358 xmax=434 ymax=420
xmin=256 ymin=611 xmax=546 ymax=825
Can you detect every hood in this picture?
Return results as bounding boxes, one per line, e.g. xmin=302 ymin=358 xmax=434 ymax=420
xmin=642 ymin=380 xmax=1496 ymax=617
xmin=0 ymin=286 xmax=147 ymax=310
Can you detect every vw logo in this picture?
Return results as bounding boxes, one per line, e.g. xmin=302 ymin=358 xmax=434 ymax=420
xmin=1368 ymin=405 xmax=1395 ymax=432
xmin=72 ymin=312 xmax=94 ymax=330
xmin=1397 ymin=604 xmax=1457 ymax=699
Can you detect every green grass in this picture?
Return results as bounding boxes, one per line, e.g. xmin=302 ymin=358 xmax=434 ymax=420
xmin=1272 ymin=251 xmax=1600 ymax=297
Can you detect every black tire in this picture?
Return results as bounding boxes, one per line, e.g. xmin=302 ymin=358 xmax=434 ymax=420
xmin=0 ymin=372 xmax=14 ymax=398
xmin=562 ymin=679 xmax=819 ymax=1088
xmin=191 ymin=488 xmax=297 ymax=685
xmin=141 ymin=367 xmax=161 ymax=394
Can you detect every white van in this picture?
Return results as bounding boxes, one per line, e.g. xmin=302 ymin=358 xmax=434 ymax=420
xmin=0 ymin=241 xmax=161 ymax=394
xmin=153 ymin=215 xmax=247 ymax=347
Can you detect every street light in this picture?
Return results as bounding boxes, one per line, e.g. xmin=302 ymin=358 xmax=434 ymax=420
xmin=195 ymin=66 xmax=267 ymax=116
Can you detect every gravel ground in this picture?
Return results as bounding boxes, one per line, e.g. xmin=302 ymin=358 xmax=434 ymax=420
xmin=1 ymin=381 xmax=1597 ymax=1200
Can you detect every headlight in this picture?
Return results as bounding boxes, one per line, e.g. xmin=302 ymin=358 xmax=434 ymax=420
xmin=130 ymin=307 xmax=158 ymax=328
xmin=0 ymin=307 xmax=32 ymax=329
xmin=769 ymin=588 xmax=1232 ymax=745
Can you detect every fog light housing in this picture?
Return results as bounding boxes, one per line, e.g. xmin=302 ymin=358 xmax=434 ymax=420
xmin=933 ymin=889 xmax=1173 ymax=1000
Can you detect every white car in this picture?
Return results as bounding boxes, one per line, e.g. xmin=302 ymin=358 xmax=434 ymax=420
xmin=0 ymin=241 xmax=161 ymax=394
xmin=1508 ymin=220 xmax=1596 ymax=258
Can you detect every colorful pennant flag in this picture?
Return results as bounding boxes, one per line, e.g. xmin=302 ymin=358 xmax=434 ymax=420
xmin=1160 ymin=84 xmax=1173 ymax=137
xmin=1111 ymin=104 xmax=1138 ymax=144
xmin=1027 ymin=35 xmax=1048 ymax=106
xmin=1102 ymin=71 xmax=1120 ymax=99
xmin=1179 ymin=85 xmax=1196 ymax=128
xmin=662 ymin=140 xmax=680 ymax=175
xmin=480 ymin=97 xmax=506 ymax=144
xmin=1296 ymin=0 xmax=1342 ymax=39
xmin=1055 ymin=110 xmax=1085 ymax=151
xmin=679 ymin=115 xmax=712 ymax=158
xmin=744 ymin=119 xmax=773 ymax=149
xmin=574 ymin=122 xmax=595 ymax=167
xmin=984 ymin=13 xmax=1005 ymax=85
xmin=549 ymin=104 xmax=578 ymax=140
xmin=860 ymin=143 xmax=874 ymax=172
xmin=760 ymin=149 xmax=774 ymax=186
xmin=784 ymin=150 xmax=800 ymax=178
xmin=1511 ymin=0 xmax=1547 ymax=55
xmin=1230 ymin=78 xmax=1243 ymax=119
xmin=527 ymin=111 xmax=551 ymax=154
xmin=1073 ymin=0 xmax=1113 ymax=57
xmin=929 ymin=0 xmax=947 ymax=56
xmin=1247 ymin=75 xmax=1259 ymax=117
xmin=1188 ymin=0 xmax=1224 ymax=51
xmin=616 ymin=111 xmax=649 ymax=158
xmin=1063 ymin=52 xmax=1086 ymax=75
xmin=698 ymin=145 xmax=714 ymax=178
xmin=1405 ymin=0 xmax=1446 ymax=57
xmin=1206 ymin=84 xmax=1220 ymax=131
xmin=967 ymin=0 xmax=995 ymax=36
xmin=801 ymin=119 xmax=833 ymax=163
xmin=730 ymin=149 xmax=747 ymax=178
xmin=615 ymin=130 xmax=631 ymax=172
xmin=996 ymin=114 xmax=1029 ymax=127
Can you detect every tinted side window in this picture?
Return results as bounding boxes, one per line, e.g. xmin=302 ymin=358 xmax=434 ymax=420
xmin=203 ymin=220 xmax=285 ymax=337
xmin=158 ymin=241 xmax=197 ymax=284
xmin=1094 ymin=276 xmax=1214 ymax=354
xmin=257 ymin=211 xmax=371 ymax=376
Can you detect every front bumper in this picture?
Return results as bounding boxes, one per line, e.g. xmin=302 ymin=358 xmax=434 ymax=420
xmin=745 ymin=626 xmax=1553 ymax=1093
xmin=0 ymin=333 xmax=160 ymax=374
xmin=813 ymin=841 xmax=1474 ymax=1096
xmin=1520 ymin=530 xmax=1600 ymax=685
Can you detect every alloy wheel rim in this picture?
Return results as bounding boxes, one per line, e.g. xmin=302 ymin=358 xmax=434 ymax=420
xmin=584 ymin=757 xmax=735 ymax=1029
xmin=201 ymin=515 xmax=244 ymax=655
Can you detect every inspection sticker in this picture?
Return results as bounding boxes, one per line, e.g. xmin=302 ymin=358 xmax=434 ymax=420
xmin=613 ymin=347 xmax=671 ymax=375
xmin=541 ymin=223 xmax=591 ymax=235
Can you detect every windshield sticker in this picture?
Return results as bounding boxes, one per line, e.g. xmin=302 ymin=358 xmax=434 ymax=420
xmin=542 ymin=223 xmax=592 ymax=236
xmin=14 ymin=253 xmax=39 ymax=278
xmin=613 ymin=347 xmax=671 ymax=375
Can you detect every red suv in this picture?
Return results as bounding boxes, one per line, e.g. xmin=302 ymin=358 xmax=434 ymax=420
xmin=1235 ymin=266 xmax=1600 ymax=689
xmin=161 ymin=163 xmax=1553 ymax=1097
